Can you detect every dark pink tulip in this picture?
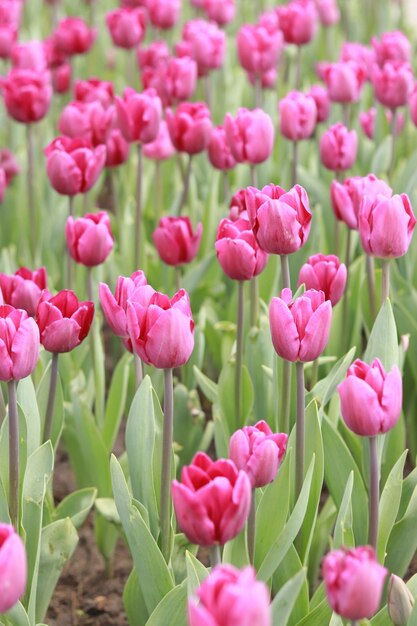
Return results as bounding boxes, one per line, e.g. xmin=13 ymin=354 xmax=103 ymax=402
xmin=99 ymin=270 xmax=147 ymax=344
xmin=105 ymin=129 xmax=130 ymax=167
xmin=314 ymin=0 xmax=340 ymax=26
xmin=127 ymin=288 xmax=194 ymax=369
xmin=323 ymin=546 xmax=387 ymax=620
xmin=53 ymin=17 xmax=96 ymax=56
xmin=340 ymin=42 xmax=375 ymax=80
xmin=359 ymin=193 xmax=416 ymax=258
xmin=277 ymin=0 xmax=318 ymax=45
xmin=0 ymin=267 xmax=47 ymax=317
xmin=147 ymin=0 xmax=180 ymax=30
xmin=0 ymin=524 xmax=27 ymax=613
xmin=74 ymin=78 xmax=114 ymax=107
xmin=269 ymin=288 xmax=332 ymax=362
xmin=166 ymin=102 xmax=212 ymax=154
xmin=225 ymin=108 xmax=274 ymax=165
xmin=188 ymin=565 xmax=271 ymax=626
xmin=0 ymin=167 xmax=6 ymax=202
xmin=359 ymin=107 xmax=404 ymax=140
xmin=45 ymin=137 xmax=106 ymax=196
xmin=320 ymin=61 xmax=366 ymax=103
xmin=338 ymin=358 xmax=402 ymax=436
xmin=121 ymin=0 xmax=146 ymax=5
xmin=0 ymin=305 xmax=39 ymax=381
xmin=11 ymin=40 xmax=47 ymax=70
xmin=246 ymin=184 xmax=312 ymax=255
xmin=372 ymin=31 xmax=411 ymax=66
xmin=153 ymin=217 xmax=202 ymax=266
xmin=106 ymin=7 xmax=146 ymax=49
xmin=203 ymin=0 xmax=235 ymax=25
xmin=298 ymin=254 xmax=346 ymax=306
xmin=0 ymin=24 xmax=17 ymax=60
xmin=142 ymin=120 xmax=175 ymax=161
xmin=372 ymin=61 xmax=414 ymax=109
xmin=36 ymin=290 xmax=94 ymax=353
xmin=0 ymin=149 xmax=19 ymax=184
xmin=237 ymin=24 xmax=283 ymax=76
xmin=215 ymin=216 xmax=268 ymax=281
xmin=229 ymin=420 xmax=288 ymax=488
xmin=58 ymin=101 xmax=93 ymax=140
xmin=65 ymin=211 xmax=114 ymax=267
xmin=137 ymin=40 xmax=170 ymax=71
xmin=229 ymin=189 xmax=249 ymax=221
xmin=208 ymin=125 xmax=236 ymax=171
xmin=172 ymin=451 xmax=251 ymax=546
xmin=320 ymin=123 xmax=357 ymax=172
xmin=258 ymin=9 xmax=281 ymax=34
xmin=330 ymin=174 xmax=392 ymax=230
xmin=175 ymin=19 xmax=225 ymax=77
xmin=2 ymin=68 xmax=52 ymax=123
xmin=116 ymin=87 xmax=162 ymax=144
xmin=142 ymin=56 xmax=197 ymax=107
xmin=279 ymin=91 xmax=317 ymax=141
xmin=51 ymin=60 xmax=71 ymax=94
xmin=308 ymin=84 xmax=330 ymax=122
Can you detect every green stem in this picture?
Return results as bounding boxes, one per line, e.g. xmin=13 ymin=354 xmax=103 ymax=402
xmin=366 ymin=255 xmax=377 ymax=321
xmin=295 ymin=45 xmax=302 ymax=90
xmin=134 ymin=353 xmax=143 ymax=388
xmin=291 ymin=141 xmax=299 ymax=187
xmin=209 ymin=544 xmax=221 ymax=568
xmin=368 ymin=435 xmax=379 ymax=550
xmin=310 ymin=359 xmax=319 ymax=390
xmin=43 ymin=352 xmax=59 ymax=443
xmin=280 ymin=255 xmax=290 ymax=290
xmin=8 ymin=380 xmax=19 ymax=528
xmin=235 ymin=281 xmax=245 ymax=430
xmin=280 ymin=254 xmax=292 ymax=434
xmin=27 ymin=124 xmax=35 ymax=260
xmin=381 ymin=259 xmax=390 ymax=305
xmin=250 ymin=164 xmax=257 ymax=187
xmin=249 ymin=277 xmax=259 ymax=328
xmin=135 ymin=144 xmax=143 ymax=269
xmin=175 ymin=266 xmax=181 ymax=293
xmin=247 ymin=489 xmax=256 ymax=564
xmin=155 ymin=160 xmax=163 ymax=223
xmin=67 ymin=196 xmax=74 ymax=290
xmin=351 ymin=621 xmax=359 ymax=626
xmin=254 ymin=75 xmax=262 ymax=109
xmin=160 ymin=368 xmax=174 ymax=562
xmin=388 ymin=108 xmax=398 ymax=181
xmin=177 ymin=155 xmax=192 ymax=216
xmin=342 ymin=227 xmax=352 ymax=350
xmin=87 ymin=267 xmax=94 ymax=303
xmin=342 ymin=103 xmax=351 ymax=128
xmin=295 ymin=361 xmax=305 ymax=499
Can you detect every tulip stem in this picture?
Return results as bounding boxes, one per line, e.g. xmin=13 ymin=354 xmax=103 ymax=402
xmin=351 ymin=622 xmax=359 ymax=626
xmin=87 ymin=267 xmax=94 ymax=303
xmin=235 ymin=281 xmax=245 ymax=430
xmin=295 ymin=45 xmax=302 ymax=90
xmin=381 ymin=260 xmax=390 ymax=304
xmin=342 ymin=103 xmax=351 ymax=128
xmin=160 ymin=367 xmax=174 ymax=562
xmin=342 ymin=227 xmax=352 ymax=350
xmin=295 ymin=361 xmax=305 ymax=499
xmin=67 ymin=197 xmax=74 ymax=289
xmin=388 ymin=108 xmax=398 ymax=181
xmin=27 ymin=124 xmax=36 ymax=260
xmin=209 ymin=544 xmax=221 ymax=568
xmin=280 ymin=255 xmax=290 ymax=290
xmin=291 ymin=141 xmax=299 ymax=187
xmin=366 ymin=256 xmax=377 ymax=321
xmin=177 ymin=155 xmax=192 ymax=217
xmin=155 ymin=161 xmax=163 ymax=223
xmin=249 ymin=278 xmax=259 ymax=328
xmin=8 ymin=380 xmax=19 ymax=528
xmin=175 ymin=266 xmax=181 ymax=293
xmin=247 ymin=489 xmax=256 ymax=564
xmin=254 ymin=75 xmax=262 ymax=109
xmin=368 ymin=435 xmax=379 ymax=550
xmin=280 ymin=255 xmax=292 ymax=434
xmin=204 ymin=74 xmax=212 ymax=111
xmin=134 ymin=353 xmax=143 ymax=388
xmin=250 ymin=164 xmax=257 ymax=187
xmin=135 ymin=144 xmax=143 ymax=270
xmin=43 ymin=352 xmax=59 ymax=444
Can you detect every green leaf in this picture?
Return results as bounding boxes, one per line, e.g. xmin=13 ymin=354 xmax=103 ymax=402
xmin=271 ymin=568 xmax=307 ymax=626
xmin=272 ymin=546 xmax=309 ymax=625
xmin=146 ymin=583 xmax=187 ymax=626
xmin=124 ymin=568 xmax=149 ymax=626
xmin=95 ymin=497 xmax=120 ymax=525
xmin=258 ymin=457 xmax=315 ymax=581
xmin=377 ymin=450 xmax=407 ymax=563
xmin=53 ymin=488 xmax=97 ymax=529
xmin=385 ymin=480 xmax=417 ymax=576
xmin=102 ymin=353 xmax=131 ymax=450
xmin=2 ymin=602 xmax=30 ymax=626
xmin=222 ymin=526 xmax=249 ymax=568
xmin=307 ymin=348 xmax=355 ymax=411
xmin=295 ymin=598 xmax=332 ymax=626
xmin=364 ymin=299 xmax=399 ymax=369
xmin=218 ymin=361 xmax=254 ymax=431
xmin=17 ymin=376 xmax=40 ymax=455
xmin=36 ymin=361 xmax=64 ymax=450
xmin=193 ymin=366 xmax=218 ymax=405
xmin=92 ymin=315 xmax=106 ymax=427
xmin=111 ymin=455 xmax=174 ymax=614
xmin=182 ymin=253 xmax=215 ymax=295
xmin=333 ymin=472 xmax=355 ymax=549
xmin=185 ymin=551 xmax=209 ymax=597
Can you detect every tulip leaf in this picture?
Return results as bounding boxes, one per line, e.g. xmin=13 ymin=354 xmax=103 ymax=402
xmin=213 ymin=404 xmax=230 ymax=458
xmin=385 ymin=480 xmax=417 ymax=576
xmin=53 ymin=487 xmax=97 ymax=529
xmin=307 ymin=347 xmax=356 ymax=410
xmin=371 ymin=573 xmax=417 ymax=625
xmin=193 ymin=365 xmax=218 ymax=404
xmin=258 ymin=457 xmax=315 ymax=582
xmin=111 ymin=455 xmax=174 ymax=614
xmin=17 ymin=376 xmax=41 ymax=455
xmin=95 ymin=497 xmax=121 ymax=525
xmin=102 ymin=352 xmax=131 ymax=450
xmin=92 ymin=314 xmax=106 ymax=427
xmin=218 ymin=361 xmax=254 ymax=432
xmin=124 ymin=568 xmax=149 ymax=626
xmin=333 ymin=471 xmax=354 ymax=550
xmin=182 ymin=252 xmax=215 ymax=295
xmin=371 ymin=135 xmax=392 ymax=176
xmin=272 ymin=546 xmax=309 ymax=624
xmin=145 ymin=582 xmax=187 ymax=626
xmin=294 ymin=597 xmax=332 ymax=626
xmin=364 ymin=299 xmax=399 ymax=370
xmin=377 ymin=450 xmax=407 ymax=564
xmin=222 ymin=526 xmax=249 ymax=568
xmin=271 ymin=568 xmax=307 ymax=626
xmin=185 ymin=551 xmax=209 ymax=597
xmin=3 ymin=602 xmax=30 ymax=626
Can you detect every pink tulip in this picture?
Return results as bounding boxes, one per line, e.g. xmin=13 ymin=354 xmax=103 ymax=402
xmin=51 ymin=61 xmax=71 ymax=94
xmin=65 ymin=211 xmax=114 ymax=267
xmin=58 ymin=101 xmax=116 ymax=146
xmin=229 ymin=421 xmax=288 ymax=488
xmin=323 ymin=546 xmax=387 ymax=619
xmin=2 ymin=68 xmax=52 ymax=123
xmin=277 ymin=0 xmax=318 ymax=45
xmin=172 ymin=452 xmax=251 ymax=546
xmin=153 ymin=217 xmax=202 ymax=267
xmin=53 ymin=17 xmax=96 ymax=56
xmin=116 ymin=87 xmax=162 ymax=144
xmin=0 ymin=24 xmax=17 ymax=60
xmin=175 ymin=19 xmax=225 ymax=77
xmin=203 ymin=0 xmax=235 ymax=25
xmin=237 ymin=24 xmax=284 ymax=76
xmin=147 ymin=0 xmax=181 ymax=30
xmin=338 ymin=358 xmax=402 ymax=436
xmin=166 ymin=102 xmax=212 ymax=154
xmin=229 ymin=189 xmax=249 ymax=221
xmin=188 ymin=565 xmax=271 ymax=626
xmin=359 ymin=107 xmax=404 ymax=140
xmin=298 ymin=254 xmax=346 ymax=306
xmin=314 ymin=0 xmax=340 ymax=26
xmin=320 ymin=61 xmax=366 ymax=103
xmin=330 ymin=174 xmax=392 ymax=230
xmin=225 ymin=108 xmax=274 ymax=165
xmin=0 ymin=524 xmax=27 ymax=613
xmin=99 ymin=271 xmax=148 ymax=346
xmin=0 ymin=168 xmax=5 ymax=203
xmin=127 ymin=288 xmax=194 ymax=369
xmin=45 ymin=136 xmax=106 ymax=196
xmin=142 ymin=56 xmax=197 ymax=107
xmin=105 ymin=129 xmax=130 ymax=167
xmin=245 ymin=184 xmax=312 ymax=254
xmin=372 ymin=61 xmax=414 ymax=109
xmin=106 ymin=7 xmax=146 ymax=49
xmin=0 ymin=149 xmax=19 ymax=184
xmin=208 ymin=125 xmax=236 ymax=171
xmin=410 ymin=85 xmax=417 ymax=128
xmin=320 ymin=123 xmax=357 ymax=171
xmin=143 ymin=120 xmax=175 ymax=161
xmin=137 ymin=40 xmax=170 ymax=71
xmin=372 ymin=31 xmax=411 ymax=66
xmin=359 ymin=193 xmax=416 ymax=258
xmin=340 ymin=42 xmax=375 ymax=80
xmin=74 ymin=78 xmax=114 ymax=107
xmin=0 ymin=267 xmax=47 ymax=317
xmin=36 ymin=290 xmax=94 ymax=353
xmin=279 ymin=91 xmax=317 ymax=141
xmin=11 ymin=40 xmax=47 ymax=71
xmin=248 ymin=68 xmax=277 ymax=90
xmin=269 ymin=288 xmax=332 ymax=362
xmin=0 ymin=305 xmax=39 ymax=381
xmin=258 ymin=9 xmax=281 ymax=34
xmin=215 ymin=216 xmax=268 ymax=281
xmin=308 ymin=84 xmax=330 ymax=123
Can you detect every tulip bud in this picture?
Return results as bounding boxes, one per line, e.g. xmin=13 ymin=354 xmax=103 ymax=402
xmin=330 ymin=174 xmax=392 ymax=230
xmin=372 ymin=31 xmax=411 ymax=66
xmin=2 ymin=68 xmax=52 ymax=124
xmin=278 ymin=0 xmax=318 ymax=45
xmin=53 ymin=17 xmax=97 ymax=56
xmin=225 ymin=108 xmax=275 ymax=165
xmin=298 ymin=254 xmax=346 ymax=306
xmin=237 ymin=24 xmax=283 ymax=76
xmin=279 ymin=91 xmax=317 ymax=141
xmin=175 ymin=19 xmax=225 ymax=78
xmin=153 ymin=217 xmax=202 ymax=267
xmin=208 ymin=125 xmax=236 ymax=171
xmin=0 ymin=267 xmax=47 ymax=317
xmin=203 ymin=0 xmax=235 ymax=25
xmin=215 ymin=217 xmax=268 ymax=281
xmin=388 ymin=574 xmax=414 ymax=626
xmin=308 ymin=84 xmax=330 ymax=123
xmin=147 ymin=0 xmax=181 ymax=30
xmin=320 ymin=61 xmax=366 ymax=103
xmin=0 ymin=305 xmax=40 ymax=381
xmin=0 ymin=524 xmax=27 ymax=613
xmin=166 ymin=102 xmax=212 ymax=155
xmin=116 ymin=87 xmax=162 ymax=144
xmin=74 ymin=78 xmax=114 ymax=107
xmin=372 ymin=61 xmax=414 ymax=109
xmin=143 ymin=120 xmax=175 ymax=161
xmin=105 ymin=7 xmax=146 ymax=50
xmin=320 ymin=123 xmax=357 ymax=172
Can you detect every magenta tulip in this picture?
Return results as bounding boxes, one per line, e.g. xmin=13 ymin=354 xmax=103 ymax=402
xmin=215 ymin=216 xmax=268 ymax=281
xmin=237 ymin=24 xmax=283 ymax=76
xmin=320 ymin=123 xmax=358 ymax=171
xmin=45 ymin=137 xmax=106 ymax=196
xmin=106 ymin=7 xmax=146 ymax=49
xmin=298 ymin=254 xmax=346 ymax=306
xmin=320 ymin=61 xmax=366 ymax=103
xmin=203 ymin=0 xmax=235 ymax=25
xmin=53 ymin=17 xmax=96 ymax=56
xmin=2 ymin=68 xmax=52 ymax=123
xmin=277 ymin=0 xmax=318 ymax=45
xmin=0 ymin=305 xmax=40 ymax=381
xmin=372 ymin=31 xmax=411 ymax=66
xmin=208 ymin=125 xmax=236 ymax=171
xmin=225 ymin=108 xmax=274 ymax=165
xmin=279 ymin=91 xmax=317 ymax=141
xmin=116 ymin=87 xmax=162 ymax=144
xmin=330 ymin=174 xmax=392 ymax=230
xmin=65 ymin=211 xmax=114 ymax=267
xmin=74 ymin=78 xmax=114 ymax=107
xmin=308 ymin=84 xmax=331 ymax=123
xmin=175 ymin=19 xmax=225 ymax=78
xmin=0 ymin=524 xmax=27 ymax=613
xmin=153 ymin=217 xmax=202 ymax=267
xmin=147 ymin=0 xmax=181 ymax=30
xmin=142 ymin=120 xmax=175 ymax=161
xmin=0 ymin=267 xmax=47 ymax=317
xmin=372 ymin=61 xmax=414 ymax=110
xmin=166 ymin=102 xmax=212 ymax=155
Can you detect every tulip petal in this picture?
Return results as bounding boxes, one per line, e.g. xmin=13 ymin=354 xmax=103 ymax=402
xmin=299 ymin=300 xmax=332 ymax=362
xmin=171 ymin=481 xmax=215 ymax=546
xmin=269 ymin=297 xmax=299 ymax=362
xmin=338 ymin=376 xmax=384 ymax=436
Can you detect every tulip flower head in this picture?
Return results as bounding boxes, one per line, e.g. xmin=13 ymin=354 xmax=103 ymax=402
xmin=65 ymin=211 xmax=114 ymax=267
xmin=203 ymin=0 xmax=235 ymax=25
xmin=330 ymin=174 xmax=392 ymax=230
xmin=372 ymin=61 xmax=414 ymax=110
xmin=106 ymin=7 xmax=146 ymax=49
xmin=0 ymin=267 xmax=47 ymax=317
xmin=208 ymin=125 xmax=236 ymax=171
xmin=175 ymin=19 xmax=225 ymax=77
xmin=2 ymin=68 xmax=52 ymax=123
xmin=153 ymin=217 xmax=202 ymax=267
xmin=225 ymin=108 xmax=274 ymax=165
xmin=53 ymin=17 xmax=97 ymax=56
xmin=0 ymin=305 xmax=40 ymax=381
xmin=0 ymin=524 xmax=27 ymax=613
xmin=372 ymin=31 xmax=411 ymax=66
xmin=298 ymin=254 xmax=346 ymax=306
xmin=279 ymin=91 xmax=317 ymax=141
xmin=320 ymin=61 xmax=366 ymax=103
xmin=116 ymin=87 xmax=162 ymax=144
xmin=277 ymin=0 xmax=318 ymax=45
xmin=147 ymin=0 xmax=181 ymax=30
xmin=320 ymin=123 xmax=358 ymax=172
xmin=215 ymin=216 xmax=268 ymax=281
xmin=166 ymin=102 xmax=212 ymax=155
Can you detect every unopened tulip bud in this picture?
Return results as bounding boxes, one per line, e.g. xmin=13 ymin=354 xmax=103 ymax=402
xmin=388 ymin=575 xmax=414 ymax=626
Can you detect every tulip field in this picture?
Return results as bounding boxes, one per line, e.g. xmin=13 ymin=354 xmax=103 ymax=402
xmin=2 ymin=0 xmax=417 ymax=624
